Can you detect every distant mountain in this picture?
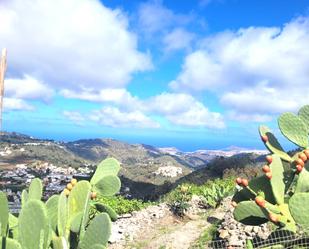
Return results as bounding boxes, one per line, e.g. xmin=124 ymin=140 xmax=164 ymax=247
xmin=0 ymin=132 xmax=267 ymax=199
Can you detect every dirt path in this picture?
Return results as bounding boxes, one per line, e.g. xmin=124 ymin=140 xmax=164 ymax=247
xmin=109 ymin=208 xmax=225 ymax=249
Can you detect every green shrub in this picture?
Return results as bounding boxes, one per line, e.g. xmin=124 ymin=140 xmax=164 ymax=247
xmin=165 ymin=178 xmax=235 ymax=216
xmin=95 ymin=196 xmax=154 ymax=215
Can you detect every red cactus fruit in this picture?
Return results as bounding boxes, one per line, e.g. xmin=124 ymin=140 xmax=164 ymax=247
xmin=266 ymin=172 xmax=272 ymax=179
xmin=266 ymin=155 xmax=272 ymax=164
xmin=296 ymin=165 xmax=303 ymax=173
xmin=299 ymin=153 xmax=307 ymax=162
xmin=261 ymin=135 xmax=268 ymax=143
xmin=304 ymin=149 xmax=309 ymax=158
xmin=241 ymin=178 xmax=249 ymax=187
xmin=295 ymin=158 xmax=305 ymax=167
xmin=236 ymin=177 xmax=242 ymax=185
xmin=269 ymin=213 xmax=278 ymax=223
xmin=262 ymin=165 xmax=270 ymax=173
xmin=255 ymin=196 xmax=266 ymax=208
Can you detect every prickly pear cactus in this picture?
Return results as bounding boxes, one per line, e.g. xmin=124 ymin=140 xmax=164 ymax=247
xmin=90 ymin=157 xmax=121 ymax=196
xmin=0 ymin=191 xmax=9 ymax=237
xmin=0 ymin=157 xmax=121 ymax=249
xmin=233 ymin=105 xmax=309 ymax=233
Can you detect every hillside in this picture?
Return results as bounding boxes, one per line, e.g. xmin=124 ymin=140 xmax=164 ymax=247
xmin=0 ymin=132 xmax=267 ymax=199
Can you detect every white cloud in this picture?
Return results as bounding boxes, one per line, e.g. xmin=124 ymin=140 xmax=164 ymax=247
xmin=138 ymin=0 xmax=193 ymax=35
xmin=147 ymin=93 xmax=225 ymax=128
xmin=163 ymin=28 xmax=195 ymax=52
xmin=3 ymin=97 xmax=34 ymax=111
xmin=0 ymin=0 xmax=152 ymax=91
xmin=63 ymin=111 xmax=85 ymax=125
xmin=5 ymin=75 xmax=54 ymax=102
xmin=60 ymin=88 xmax=142 ymax=111
xmin=89 ymin=107 xmax=160 ymax=128
xmin=62 ymin=90 xmax=225 ymax=129
xmin=170 ymin=17 xmax=309 ymax=120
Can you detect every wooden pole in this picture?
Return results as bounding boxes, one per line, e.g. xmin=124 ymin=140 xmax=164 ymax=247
xmin=0 ymin=48 xmax=7 ymax=134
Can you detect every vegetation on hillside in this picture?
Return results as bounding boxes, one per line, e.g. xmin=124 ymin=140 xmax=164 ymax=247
xmin=97 ymin=196 xmax=154 ymax=215
xmin=164 ymin=178 xmax=235 ymax=216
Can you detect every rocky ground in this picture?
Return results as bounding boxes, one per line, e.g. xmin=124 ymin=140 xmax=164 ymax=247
xmin=107 ymin=196 xmax=273 ymax=249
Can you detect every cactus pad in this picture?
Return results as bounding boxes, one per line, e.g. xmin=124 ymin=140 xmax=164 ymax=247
xmin=233 ymin=175 xmax=276 ymax=204
xmin=21 ymin=189 xmax=28 ymax=208
xmin=259 ymin=125 xmax=291 ymax=162
xmin=68 ymin=181 xmax=91 ymax=224
xmin=233 ymin=200 xmax=268 ymax=225
xmin=79 ymin=213 xmax=111 ymax=249
xmin=57 ymin=192 xmax=68 ymax=237
xmin=0 ymin=191 xmax=9 ymax=237
xmin=278 ymin=113 xmax=309 ymax=148
xmin=70 ymin=212 xmax=83 ymax=233
xmin=298 ymin=105 xmax=309 ymax=130
xmin=18 ymin=200 xmax=50 ymax=249
xmin=289 ymin=192 xmax=309 ymax=229
xmin=269 ymin=154 xmax=285 ymax=204
xmin=90 ymin=158 xmax=121 ymax=185
xmin=46 ymin=195 xmax=59 ymax=232
xmin=94 ymin=203 xmax=118 ymax=221
xmin=28 ymin=178 xmax=43 ymax=201
xmin=93 ymin=175 xmax=121 ymax=196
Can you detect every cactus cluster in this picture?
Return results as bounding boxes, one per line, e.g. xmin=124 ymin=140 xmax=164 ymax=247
xmin=232 ymin=105 xmax=309 ymax=233
xmin=0 ymin=157 xmax=121 ymax=249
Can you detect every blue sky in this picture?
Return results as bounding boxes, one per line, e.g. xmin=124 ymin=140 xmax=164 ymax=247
xmin=1 ymin=0 xmax=309 ymax=151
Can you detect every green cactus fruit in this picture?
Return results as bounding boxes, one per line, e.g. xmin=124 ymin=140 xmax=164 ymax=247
xmin=94 ymin=203 xmax=118 ymax=221
xmin=0 ymin=238 xmax=22 ymax=249
xmin=233 ymin=200 xmax=268 ymax=225
xmin=58 ymin=191 xmax=68 ymax=237
xmin=268 ymin=154 xmax=285 ymax=204
xmin=70 ymin=212 xmax=83 ymax=233
xmin=21 ymin=189 xmax=28 ymax=208
xmin=93 ymin=175 xmax=121 ymax=197
xmin=28 ymin=178 xmax=43 ymax=201
xmin=79 ymin=213 xmax=111 ymax=249
xmin=278 ymin=112 xmax=309 ymax=148
xmin=233 ymin=175 xmax=276 ymax=204
xmin=298 ymin=105 xmax=309 ymax=131
xmin=18 ymin=200 xmax=51 ymax=249
xmin=46 ymin=195 xmax=59 ymax=232
xmin=259 ymin=125 xmax=291 ymax=162
xmin=68 ymin=180 xmax=91 ymax=228
xmin=289 ymin=192 xmax=309 ymax=230
xmin=90 ymin=158 xmax=120 ymax=185
xmin=0 ymin=191 xmax=9 ymax=237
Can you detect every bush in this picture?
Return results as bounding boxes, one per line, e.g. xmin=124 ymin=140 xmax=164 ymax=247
xmin=165 ymin=178 xmax=235 ymax=216
xmin=97 ymin=196 xmax=154 ymax=215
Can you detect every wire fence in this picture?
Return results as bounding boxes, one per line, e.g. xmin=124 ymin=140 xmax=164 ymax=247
xmin=204 ymin=230 xmax=309 ymax=248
